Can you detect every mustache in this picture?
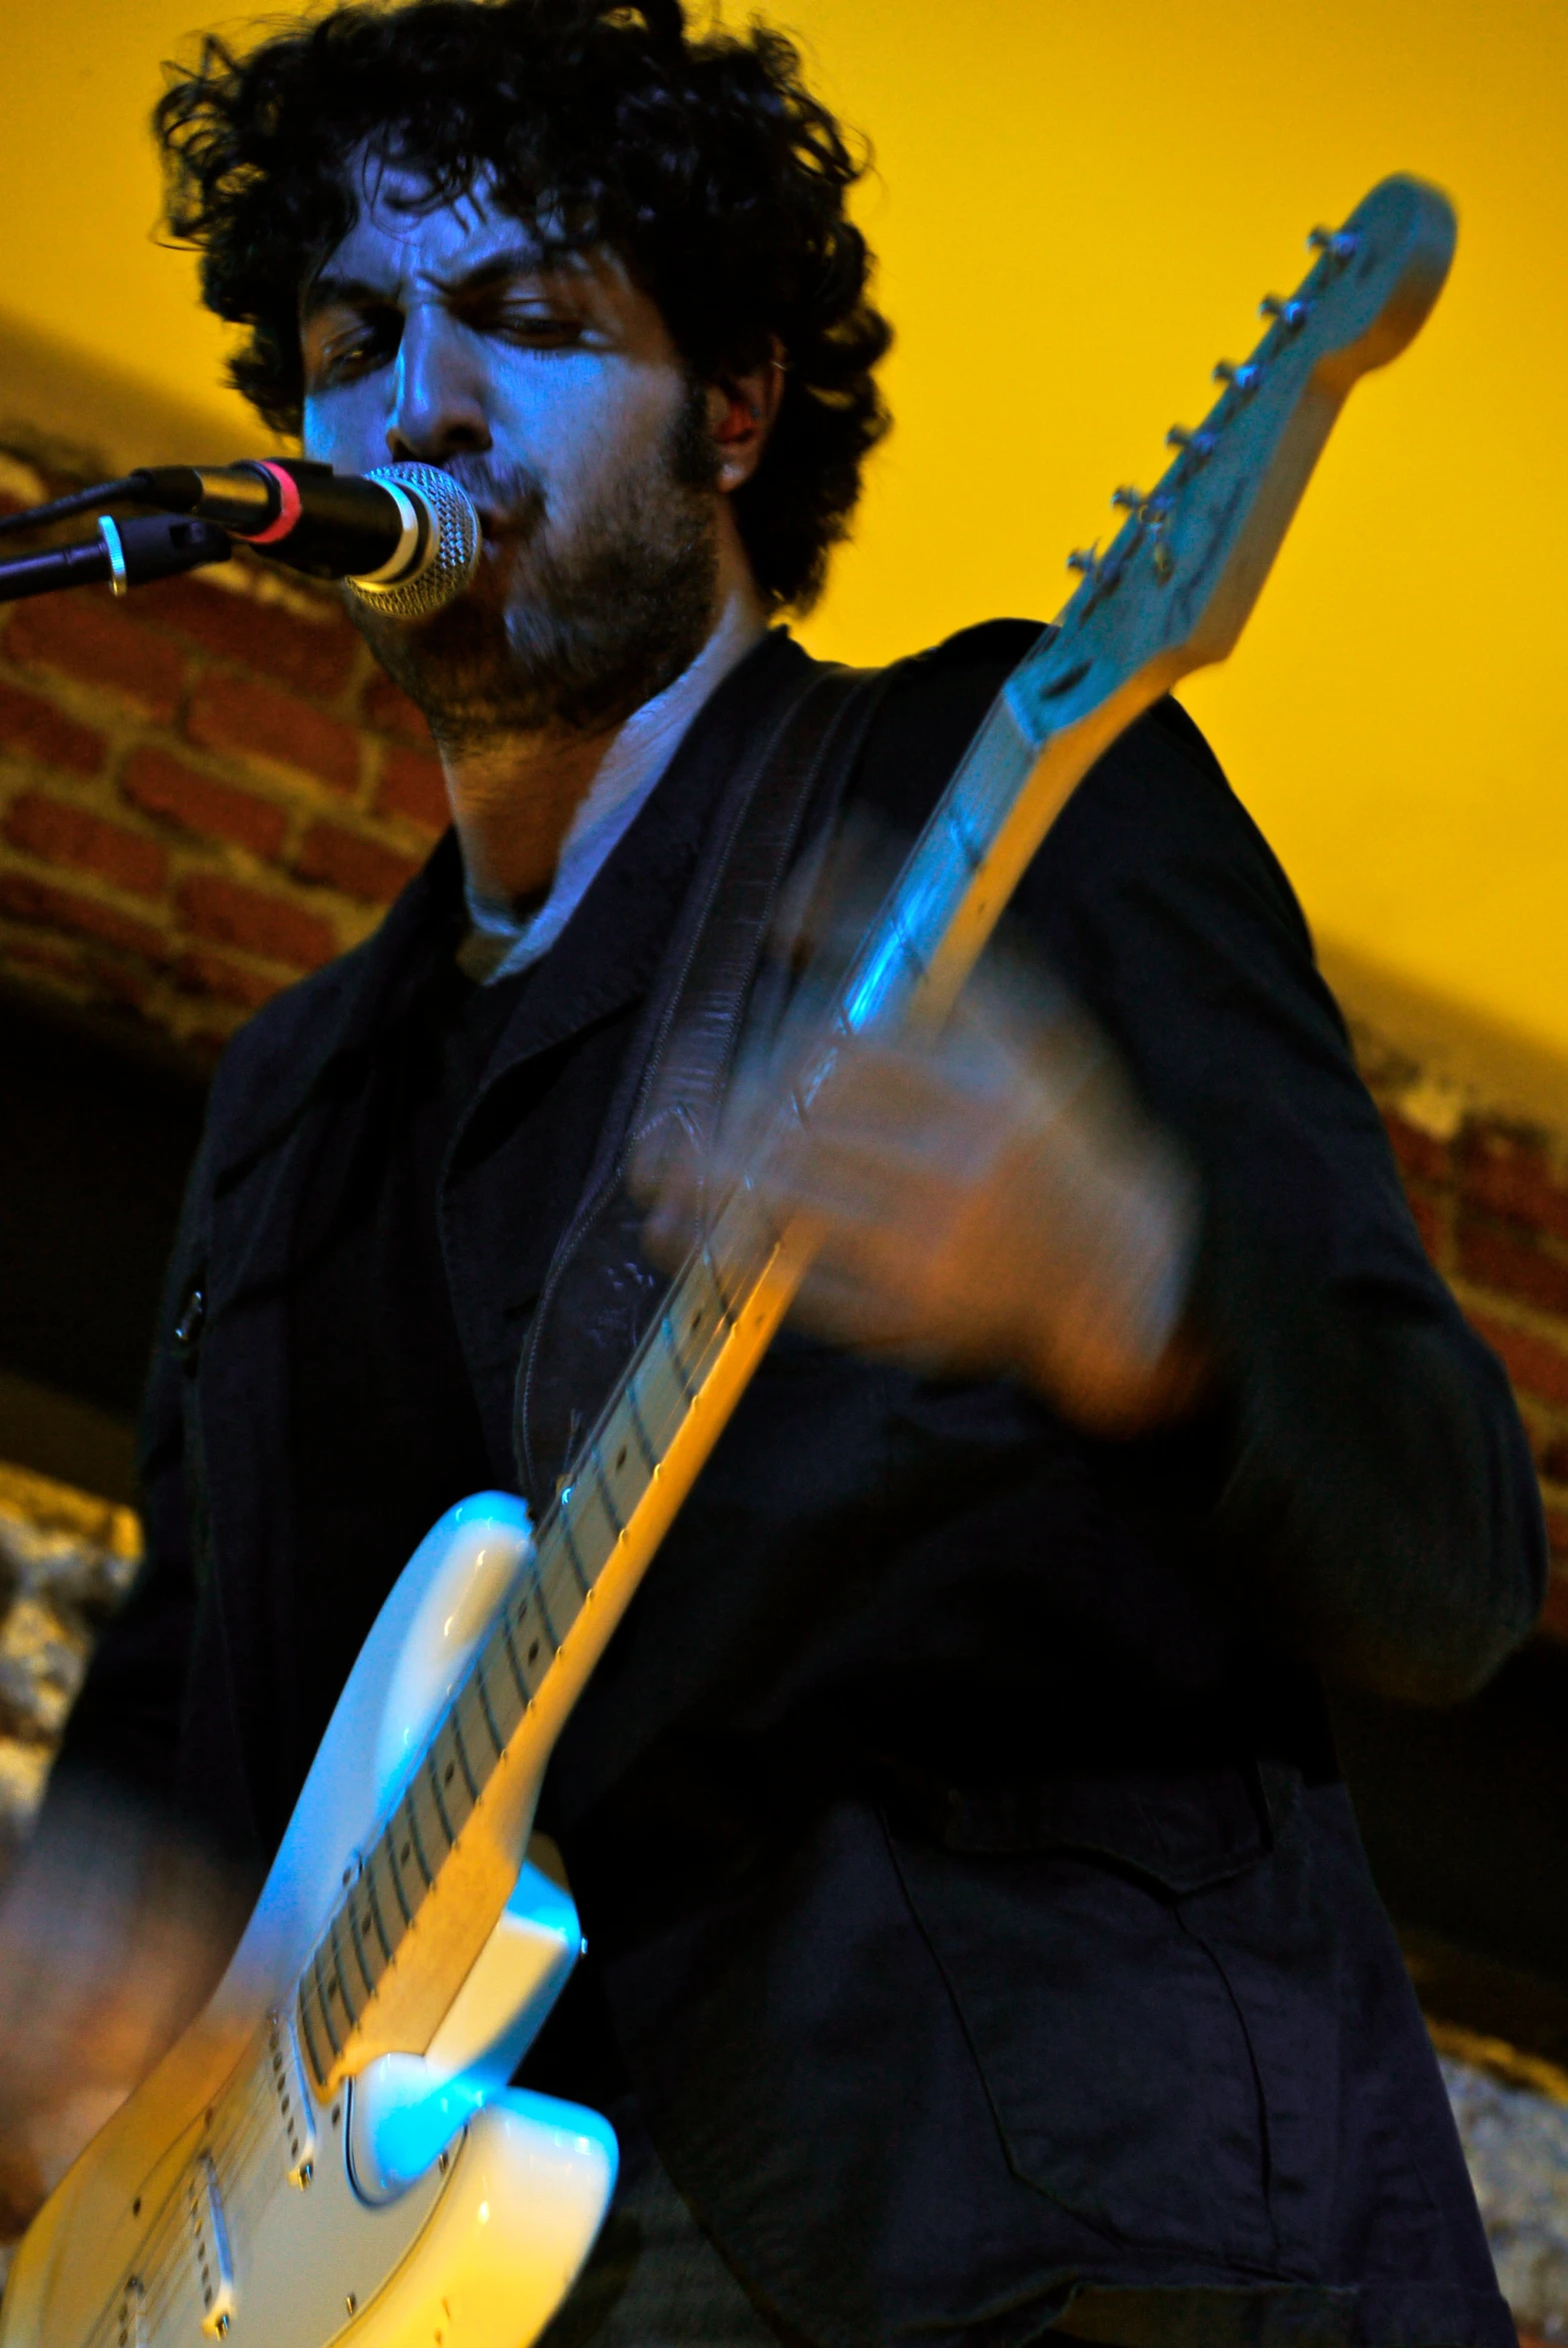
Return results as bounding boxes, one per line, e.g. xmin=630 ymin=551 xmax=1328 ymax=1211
xmin=432 ymin=457 xmax=548 ymax=541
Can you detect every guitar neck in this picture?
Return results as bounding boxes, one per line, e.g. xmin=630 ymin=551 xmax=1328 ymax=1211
xmin=293 ymin=666 xmax=1060 ymax=2092
xmin=295 ymin=174 xmax=1456 ymax=2090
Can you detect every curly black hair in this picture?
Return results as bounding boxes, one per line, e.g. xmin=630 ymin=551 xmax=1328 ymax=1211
xmin=154 ymin=0 xmax=892 ymax=612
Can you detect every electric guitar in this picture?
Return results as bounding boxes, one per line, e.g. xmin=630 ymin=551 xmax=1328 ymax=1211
xmin=0 ymin=174 xmax=1455 ymax=2348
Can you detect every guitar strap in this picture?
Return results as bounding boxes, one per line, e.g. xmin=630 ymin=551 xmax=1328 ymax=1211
xmin=515 ymin=656 xmax=892 ymax=1505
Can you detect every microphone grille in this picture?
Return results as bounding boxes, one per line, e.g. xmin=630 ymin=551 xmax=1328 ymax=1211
xmin=345 ymin=463 xmax=480 ymax=622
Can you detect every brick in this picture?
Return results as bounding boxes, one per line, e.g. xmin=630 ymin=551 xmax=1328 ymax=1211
xmin=1456 ymin=1124 xmax=1568 ymax=1245
xmin=5 ymin=595 xmax=187 ymax=722
xmin=1457 ymin=1218 xmax=1568 ymax=1319
xmin=1383 ymin=1111 xmax=1451 ymax=1186
xmin=294 ymin=820 xmax=420 ymax=904
xmin=1465 ymin=1310 xmax=1568 ymax=1412
xmin=361 ymin=669 xmax=432 ymax=743
xmin=175 ymin=945 xmax=288 ymax=1012
xmin=136 ymin=571 xmax=359 ymax=700
xmin=177 ymin=872 xmax=336 ymax=969
xmin=378 ymin=741 xmax=449 ymax=830
xmin=0 ymin=931 xmax=88 ymax=989
xmin=0 ymin=872 xmax=169 ymax=962
xmin=0 ymin=677 xmax=106 ymax=776
xmin=4 ymin=791 xmax=167 ymax=899
xmin=122 ymin=746 xmax=289 ymax=860
xmin=186 ymin=673 xmax=362 ymax=795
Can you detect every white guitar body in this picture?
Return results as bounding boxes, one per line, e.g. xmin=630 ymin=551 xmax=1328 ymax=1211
xmin=0 ymin=1494 xmax=617 ymax=2348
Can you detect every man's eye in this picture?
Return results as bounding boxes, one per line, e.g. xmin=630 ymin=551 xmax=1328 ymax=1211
xmin=488 ymin=308 xmax=586 ymax=350
xmin=313 ymin=318 xmax=400 ymax=384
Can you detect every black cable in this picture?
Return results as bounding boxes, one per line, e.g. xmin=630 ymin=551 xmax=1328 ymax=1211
xmin=0 ymin=477 xmax=144 ymax=538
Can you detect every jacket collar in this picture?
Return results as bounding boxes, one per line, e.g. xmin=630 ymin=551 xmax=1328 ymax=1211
xmin=207 ymin=628 xmax=814 ymax=1195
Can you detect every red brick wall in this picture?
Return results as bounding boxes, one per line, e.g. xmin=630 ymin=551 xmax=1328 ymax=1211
xmin=1379 ymin=1104 xmax=1568 ymax=1644
xmin=0 ymin=462 xmax=448 ymax=1058
xmin=0 ymin=458 xmax=1564 ymax=1649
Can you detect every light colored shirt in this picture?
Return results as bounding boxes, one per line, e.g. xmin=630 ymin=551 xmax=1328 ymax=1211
xmin=460 ymin=603 xmax=767 ymax=985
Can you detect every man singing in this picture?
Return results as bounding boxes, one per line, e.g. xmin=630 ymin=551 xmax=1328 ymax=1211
xmin=0 ymin=4 xmax=1546 ymax=2345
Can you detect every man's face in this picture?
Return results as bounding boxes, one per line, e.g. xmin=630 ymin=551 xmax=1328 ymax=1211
xmin=301 ymin=156 xmax=721 ymax=744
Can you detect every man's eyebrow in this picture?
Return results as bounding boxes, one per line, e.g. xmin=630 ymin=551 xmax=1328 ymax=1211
xmin=430 ymin=246 xmax=561 ymax=298
xmin=301 ymin=272 xmax=394 ymax=322
xmin=302 ymin=247 xmax=562 ymax=321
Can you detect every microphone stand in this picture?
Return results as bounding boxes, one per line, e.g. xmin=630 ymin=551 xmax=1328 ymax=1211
xmin=0 ymin=512 xmax=233 ymax=605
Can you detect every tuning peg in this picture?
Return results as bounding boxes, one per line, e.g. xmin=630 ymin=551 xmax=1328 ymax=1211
xmin=1308 ymin=226 xmax=1359 ymax=262
xmin=1213 ymin=359 xmax=1261 ymax=393
xmin=1110 ymin=486 xmax=1146 ymax=514
xmin=1259 ymin=294 xmax=1311 ymax=330
xmin=1166 ymin=426 xmax=1218 ymax=458
xmin=1066 ymin=544 xmax=1099 ymax=575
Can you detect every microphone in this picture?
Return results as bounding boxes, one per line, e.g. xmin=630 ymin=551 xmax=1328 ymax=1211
xmin=125 ymin=459 xmax=481 ymax=622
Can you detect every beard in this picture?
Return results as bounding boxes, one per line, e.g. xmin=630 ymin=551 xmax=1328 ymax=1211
xmin=350 ymin=381 xmax=723 ymax=749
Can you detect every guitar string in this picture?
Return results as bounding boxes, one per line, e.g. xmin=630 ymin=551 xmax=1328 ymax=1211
xmin=275 ymin=782 xmax=981 ymax=2094
xmin=97 ymin=743 xmax=1000 ymax=2347
xmin=89 ymin=783 xmax=989 ymax=2345
xmin=79 ymin=209 xmax=1389 ymax=2333
xmin=90 ymin=2028 xmax=284 ymax=2342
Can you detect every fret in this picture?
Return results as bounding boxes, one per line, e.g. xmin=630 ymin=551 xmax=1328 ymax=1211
xmin=380 ymin=1822 xmax=415 ymax=1925
xmin=501 ymin=1592 xmax=547 ymax=1695
xmin=526 ymin=1546 xmax=563 ymax=1652
xmin=357 ymin=1862 xmax=393 ymax=1965
xmin=399 ymin=1782 xmax=436 ymax=1889
xmin=627 ymin=1378 xmax=660 ymax=1473
xmin=297 ymin=1974 xmax=330 ymax=2084
xmin=557 ymin=1474 xmax=620 ymax=1596
xmin=556 ymin=1497 xmax=593 ymax=1596
xmin=538 ymin=1528 xmax=585 ymax=1644
xmin=663 ymin=1308 xmax=696 ymax=1399
xmin=631 ymin=1328 xmax=690 ymax=1454
xmin=326 ymin=1925 xmax=359 ymax=2037
xmin=668 ymin=1258 xmax=731 ymax=1390
xmin=449 ymin=1702 xmax=482 ymax=1805
xmin=345 ymin=1888 xmax=377 ymax=1997
xmin=589 ymin=1437 xmax=625 ymax=1533
xmin=471 ymin=1646 xmax=509 ymax=1757
xmin=422 ymin=1756 xmax=460 ymax=1859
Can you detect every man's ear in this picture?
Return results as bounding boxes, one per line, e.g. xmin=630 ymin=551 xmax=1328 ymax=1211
xmin=706 ymin=342 xmax=786 ymax=494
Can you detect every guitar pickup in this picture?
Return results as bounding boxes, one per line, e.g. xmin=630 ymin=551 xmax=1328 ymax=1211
xmin=185 ymin=2154 xmax=237 ymax=2336
xmin=114 ymin=2277 xmax=148 ymax=2348
xmin=269 ymin=2008 xmax=320 ymax=2187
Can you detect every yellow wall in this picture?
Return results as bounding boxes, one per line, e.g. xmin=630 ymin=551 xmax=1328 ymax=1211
xmin=1 ymin=1 xmax=1564 ymax=1053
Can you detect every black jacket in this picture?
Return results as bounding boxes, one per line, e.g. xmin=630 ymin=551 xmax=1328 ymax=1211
xmin=65 ymin=625 xmax=1544 ymax=2348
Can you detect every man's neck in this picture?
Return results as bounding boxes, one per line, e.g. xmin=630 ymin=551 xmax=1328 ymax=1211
xmin=442 ymin=570 xmax=769 ymax=909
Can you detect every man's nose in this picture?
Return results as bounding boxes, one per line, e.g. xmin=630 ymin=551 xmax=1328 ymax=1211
xmin=386 ymin=307 xmax=492 ymax=463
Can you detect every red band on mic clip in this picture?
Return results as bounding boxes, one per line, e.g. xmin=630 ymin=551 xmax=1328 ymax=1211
xmin=242 ymin=462 xmax=305 ymax=545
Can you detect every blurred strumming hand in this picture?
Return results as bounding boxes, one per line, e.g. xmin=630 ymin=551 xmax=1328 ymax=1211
xmin=640 ymin=969 xmax=1208 ymax=1433
xmin=0 ymin=1788 xmax=246 ymax=2238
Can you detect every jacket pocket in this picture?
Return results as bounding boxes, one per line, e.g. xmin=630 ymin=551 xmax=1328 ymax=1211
xmin=881 ymin=1765 xmax=1338 ymax=2271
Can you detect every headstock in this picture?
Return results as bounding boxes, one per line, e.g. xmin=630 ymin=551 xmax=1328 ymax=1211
xmin=1006 ymin=174 xmax=1456 ymax=750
